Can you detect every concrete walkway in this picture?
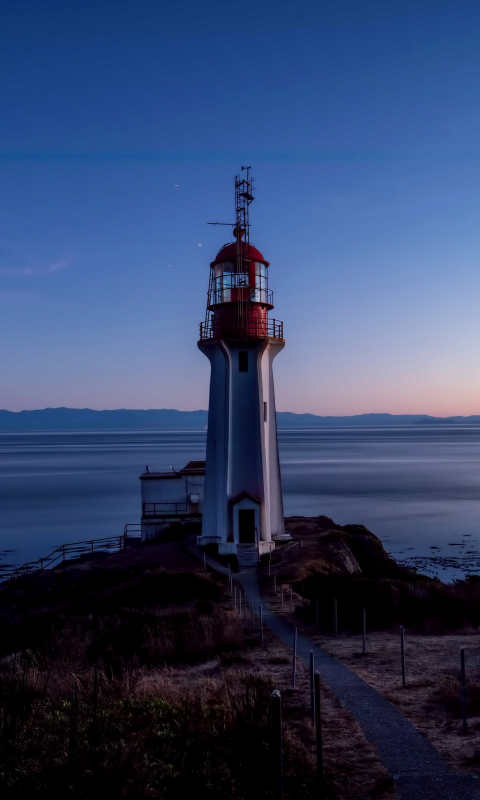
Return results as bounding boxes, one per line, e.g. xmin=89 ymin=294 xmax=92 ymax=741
xmin=193 ymin=545 xmax=480 ymax=800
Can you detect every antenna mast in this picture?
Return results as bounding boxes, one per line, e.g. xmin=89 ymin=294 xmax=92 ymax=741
xmin=235 ymin=167 xmax=254 ymax=329
xmin=235 ymin=166 xmax=254 ymax=247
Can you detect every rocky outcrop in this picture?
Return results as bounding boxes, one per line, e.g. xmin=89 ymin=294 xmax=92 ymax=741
xmin=275 ymin=516 xmax=403 ymax=580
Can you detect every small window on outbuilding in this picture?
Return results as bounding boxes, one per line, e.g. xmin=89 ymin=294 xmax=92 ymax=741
xmin=239 ymin=351 xmax=248 ymax=372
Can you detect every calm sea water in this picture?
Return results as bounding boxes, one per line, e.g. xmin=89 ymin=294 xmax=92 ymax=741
xmin=2 ymin=425 xmax=480 ymax=580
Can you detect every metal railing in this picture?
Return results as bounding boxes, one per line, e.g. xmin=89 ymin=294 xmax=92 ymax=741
xmin=124 ymin=523 xmax=142 ymax=538
xmin=199 ymin=317 xmax=283 ymax=342
xmin=143 ymin=502 xmax=200 ymax=516
xmin=0 ymin=524 xmax=142 ymax=582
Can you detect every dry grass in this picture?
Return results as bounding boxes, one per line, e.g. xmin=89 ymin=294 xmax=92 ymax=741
xmin=1 ymin=609 xmax=313 ymax=800
xmin=265 ymin=517 xmax=404 ymax=584
xmin=0 ymin=658 xmax=273 ymax=799
xmin=246 ymin=623 xmax=394 ymax=800
xmin=0 ymin=538 xmax=395 ymax=799
xmin=264 ymin=576 xmax=480 ymax=775
xmin=316 ymin=631 xmax=480 ymax=774
xmin=261 ymin=521 xmax=480 ymax=636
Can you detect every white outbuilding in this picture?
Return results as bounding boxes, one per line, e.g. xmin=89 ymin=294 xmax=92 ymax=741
xmin=140 ymin=461 xmax=204 ymax=541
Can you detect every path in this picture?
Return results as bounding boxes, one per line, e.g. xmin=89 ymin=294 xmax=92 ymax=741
xmin=192 ymin=544 xmax=480 ymax=800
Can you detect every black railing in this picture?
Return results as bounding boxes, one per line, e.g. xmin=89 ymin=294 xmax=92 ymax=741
xmin=199 ymin=318 xmax=283 ymax=342
xmin=143 ymin=502 xmax=200 ymax=516
xmin=0 ymin=524 xmax=142 ymax=582
xmin=124 ymin=524 xmax=142 ymax=538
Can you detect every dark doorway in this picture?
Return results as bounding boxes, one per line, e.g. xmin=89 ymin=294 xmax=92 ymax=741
xmin=238 ymin=509 xmax=256 ymax=543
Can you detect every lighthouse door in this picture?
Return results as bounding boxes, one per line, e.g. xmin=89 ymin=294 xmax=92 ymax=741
xmin=238 ymin=509 xmax=256 ymax=543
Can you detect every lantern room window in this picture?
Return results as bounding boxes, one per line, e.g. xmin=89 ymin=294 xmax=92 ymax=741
xmin=213 ymin=261 xmax=247 ymax=304
xmin=252 ymin=262 xmax=267 ymax=301
xmin=210 ymin=260 xmax=270 ymax=306
xmin=255 ymin=263 xmax=267 ymax=290
xmin=209 ymin=259 xmax=272 ymax=305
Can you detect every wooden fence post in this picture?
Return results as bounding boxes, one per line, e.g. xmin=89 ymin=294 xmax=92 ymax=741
xmin=270 ymin=690 xmax=284 ymax=800
xmin=292 ymin=627 xmax=297 ymax=689
xmin=310 ymin=651 xmax=315 ymax=726
xmin=400 ymin=626 xmax=406 ymax=688
xmin=461 ymin=647 xmax=467 ymax=733
xmin=314 ymin=672 xmax=324 ymax=787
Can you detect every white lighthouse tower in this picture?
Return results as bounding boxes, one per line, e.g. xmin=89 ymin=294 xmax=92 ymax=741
xmin=197 ymin=169 xmax=285 ymax=564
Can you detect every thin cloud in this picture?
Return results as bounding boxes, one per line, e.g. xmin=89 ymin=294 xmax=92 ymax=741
xmin=45 ymin=260 xmax=70 ymax=274
xmin=0 ymin=260 xmax=70 ymax=277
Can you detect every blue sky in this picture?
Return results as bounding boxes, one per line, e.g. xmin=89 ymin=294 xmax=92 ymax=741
xmin=1 ymin=0 xmax=480 ymax=415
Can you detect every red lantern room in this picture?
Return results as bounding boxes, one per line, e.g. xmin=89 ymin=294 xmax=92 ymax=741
xmin=199 ymin=171 xmax=283 ymax=342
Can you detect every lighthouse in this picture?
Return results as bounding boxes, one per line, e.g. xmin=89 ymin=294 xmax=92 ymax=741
xmin=197 ymin=169 xmax=285 ymax=564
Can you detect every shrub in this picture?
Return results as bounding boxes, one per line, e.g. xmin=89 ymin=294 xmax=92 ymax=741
xmin=0 ymin=660 xmax=318 ymax=800
xmin=300 ymin=574 xmax=480 ymax=634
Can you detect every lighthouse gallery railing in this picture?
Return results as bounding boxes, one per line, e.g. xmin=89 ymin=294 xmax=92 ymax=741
xmin=199 ymin=318 xmax=283 ymax=341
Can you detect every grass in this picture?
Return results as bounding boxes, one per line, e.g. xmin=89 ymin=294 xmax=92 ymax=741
xmin=310 ymin=631 xmax=480 ymax=773
xmin=254 ymin=629 xmax=394 ymax=800
xmin=265 ymin=575 xmax=480 ymax=775
xmin=0 ymin=534 xmax=404 ymax=799
xmin=263 ymin=515 xmax=480 ymax=635
xmin=260 ymin=531 xmax=480 ymax=776
xmin=0 ymin=655 xmax=293 ymax=800
xmin=0 ymin=555 xmax=323 ymax=799
xmin=263 ymin=567 xmax=480 ymax=635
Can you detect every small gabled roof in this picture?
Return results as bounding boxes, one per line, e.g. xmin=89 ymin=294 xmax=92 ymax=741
xmin=230 ymin=491 xmax=260 ymax=505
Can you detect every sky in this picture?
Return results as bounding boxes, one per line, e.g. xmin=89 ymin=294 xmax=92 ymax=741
xmin=1 ymin=0 xmax=480 ymax=416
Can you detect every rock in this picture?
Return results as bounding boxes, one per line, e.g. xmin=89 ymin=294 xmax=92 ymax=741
xmin=279 ymin=516 xmax=402 ymax=580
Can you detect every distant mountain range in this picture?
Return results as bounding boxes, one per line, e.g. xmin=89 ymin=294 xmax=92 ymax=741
xmin=1 ymin=408 xmax=480 ymax=432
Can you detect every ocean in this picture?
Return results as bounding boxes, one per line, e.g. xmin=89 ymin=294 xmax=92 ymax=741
xmin=2 ymin=425 xmax=480 ymax=581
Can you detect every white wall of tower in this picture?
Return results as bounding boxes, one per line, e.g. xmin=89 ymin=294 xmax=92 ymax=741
xmin=198 ymin=336 xmax=284 ymax=550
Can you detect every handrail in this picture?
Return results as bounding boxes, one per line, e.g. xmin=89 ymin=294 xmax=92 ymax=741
xmin=199 ymin=317 xmax=283 ymax=342
xmin=143 ymin=502 xmax=196 ymax=516
xmin=124 ymin=523 xmax=142 ymax=536
xmin=0 ymin=525 xmax=142 ymax=583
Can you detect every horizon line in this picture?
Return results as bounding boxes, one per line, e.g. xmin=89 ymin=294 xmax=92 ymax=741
xmin=1 ymin=407 xmax=479 ymax=420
